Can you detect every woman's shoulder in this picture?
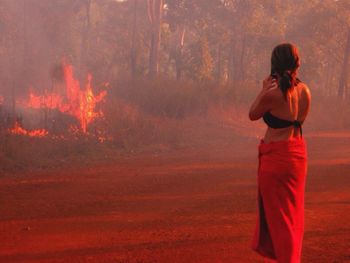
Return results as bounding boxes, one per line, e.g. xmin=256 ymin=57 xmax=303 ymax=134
xmin=295 ymin=80 xmax=311 ymax=100
xmin=298 ymin=82 xmax=311 ymax=100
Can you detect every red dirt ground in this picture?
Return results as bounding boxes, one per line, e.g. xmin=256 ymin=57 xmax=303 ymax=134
xmin=1 ymin=131 xmax=350 ymax=263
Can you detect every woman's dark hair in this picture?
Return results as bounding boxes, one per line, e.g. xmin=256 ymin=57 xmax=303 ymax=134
xmin=271 ymin=43 xmax=300 ymax=100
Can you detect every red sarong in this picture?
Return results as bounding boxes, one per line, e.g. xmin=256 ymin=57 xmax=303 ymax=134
xmin=252 ymin=137 xmax=307 ymax=263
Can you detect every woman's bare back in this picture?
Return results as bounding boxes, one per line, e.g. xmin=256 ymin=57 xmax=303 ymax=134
xmin=263 ymin=82 xmax=311 ymax=143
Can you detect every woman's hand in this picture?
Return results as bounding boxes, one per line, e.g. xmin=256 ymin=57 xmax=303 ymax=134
xmin=262 ymin=75 xmax=277 ymax=92
xmin=249 ymin=76 xmax=277 ymax=121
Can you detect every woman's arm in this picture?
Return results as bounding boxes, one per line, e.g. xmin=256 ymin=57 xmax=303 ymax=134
xmin=298 ymin=83 xmax=311 ymax=124
xmin=249 ymin=76 xmax=277 ymax=121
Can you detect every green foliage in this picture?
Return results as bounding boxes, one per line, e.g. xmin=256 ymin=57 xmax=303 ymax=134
xmin=184 ymin=37 xmax=214 ymax=81
xmin=0 ymin=0 xmax=349 ymax=97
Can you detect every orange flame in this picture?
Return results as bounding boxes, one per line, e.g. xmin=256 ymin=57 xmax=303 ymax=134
xmin=20 ymin=64 xmax=107 ymax=133
xmin=64 ymin=66 xmax=107 ymax=133
xmin=9 ymin=121 xmax=48 ymax=137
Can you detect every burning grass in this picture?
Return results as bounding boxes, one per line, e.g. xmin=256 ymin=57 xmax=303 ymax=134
xmin=16 ymin=63 xmax=107 ymax=135
xmin=1 ymin=74 xmax=349 ymax=175
xmin=0 ymin=98 xmax=240 ymax=175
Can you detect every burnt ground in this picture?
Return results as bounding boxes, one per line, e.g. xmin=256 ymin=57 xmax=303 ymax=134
xmin=0 ymin=131 xmax=350 ymax=263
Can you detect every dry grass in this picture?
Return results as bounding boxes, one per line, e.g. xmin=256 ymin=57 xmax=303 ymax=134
xmin=1 ymin=78 xmax=349 ymax=174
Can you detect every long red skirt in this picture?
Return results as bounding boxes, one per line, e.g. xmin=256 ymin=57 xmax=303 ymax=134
xmin=252 ymin=137 xmax=307 ymax=263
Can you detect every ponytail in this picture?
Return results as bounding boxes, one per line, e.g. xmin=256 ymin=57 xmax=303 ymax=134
xmin=279 ymin=70 xmax=296 ymax=100
xmin=270 ymin=43 xmax=301 ymax=101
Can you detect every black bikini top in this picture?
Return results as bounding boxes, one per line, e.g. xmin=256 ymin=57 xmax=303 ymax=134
xmin=263 ymin=111 xmax=303 ymax=137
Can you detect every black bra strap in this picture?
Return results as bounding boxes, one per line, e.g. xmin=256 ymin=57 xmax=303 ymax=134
xmin=293 ymin=121 xmax=302 ymax=137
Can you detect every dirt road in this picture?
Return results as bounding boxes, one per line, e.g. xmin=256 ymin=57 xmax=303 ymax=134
xmin=1 ymin=132 xmax=350 ymax=262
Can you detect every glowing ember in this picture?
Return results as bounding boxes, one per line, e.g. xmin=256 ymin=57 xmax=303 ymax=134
xmin=20 ymin=64 xmax=107 ymax=133
xmin=9 ymin=121 xmax=48 ymax=137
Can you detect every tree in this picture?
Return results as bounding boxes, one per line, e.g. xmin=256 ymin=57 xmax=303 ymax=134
xmin=184 ymin=37 xmax=213 ymax=81
xmin=148 ymin=0 xmax=164 ymax=77
xmin=130 ymin=0 xmax=138 ymax=77
xmin=339 ymin=27 xmax=350 ymax=99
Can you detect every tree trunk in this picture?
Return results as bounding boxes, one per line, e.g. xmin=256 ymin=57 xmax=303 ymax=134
xmin=216 ymin=44 xmax=222 ymax=83
xmin=11 ymin=82 xmax=16 ymax=125
xmin=227 ymin=37 xmax=235 ymax=86
xmin=338 ymin=27 xmax=350 ymax=99
xmin=130 ymin=0 xmax=138 ymax=78
xmin=323 ymin=64 xmax=331 ymax=96
xmin=324 ymin=59 xmax=334 ymax=96
xmin=148 ymin=0 xmax=163 ymax=78
xmin=175 ymin=26 xmax=185 ymax=80
xmin=227 ymin=40 xmax=233 ymax=85
xmin=79 ymin=0 xmax=91 ymax=83
xmin=238 ymin=34 xmax=246 ymax=81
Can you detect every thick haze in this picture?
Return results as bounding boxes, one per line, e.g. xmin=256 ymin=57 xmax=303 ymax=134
xmin=0 ymin=0 xmax=349 ymax=128
xmin=1 ymin=2 xmax=350 ymax=262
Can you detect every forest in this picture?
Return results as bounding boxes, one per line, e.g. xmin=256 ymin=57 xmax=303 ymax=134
xmin=0 ymin=0 xmax=349 ymax=167
xmin=0 ymin=0 xmax=349 ymax=96
xmin=1 ymin=1 xmax=350 ymax=262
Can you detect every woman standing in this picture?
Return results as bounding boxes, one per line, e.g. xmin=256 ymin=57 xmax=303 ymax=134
xmin=249 ymin=43 xmax=311 ymax=263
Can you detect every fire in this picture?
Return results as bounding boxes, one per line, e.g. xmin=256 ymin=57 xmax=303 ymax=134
xmin=20 ymin=64 xmax=107 ymax=133
xmin=26 ymin=90 xmax=63 ymax=109
xmin=63 ymin=67 xmax=107 ymax=133
xmin=9 ymin=121 xmax=48 ymax=137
